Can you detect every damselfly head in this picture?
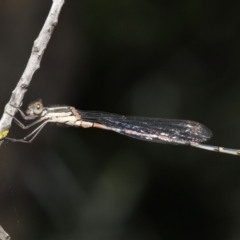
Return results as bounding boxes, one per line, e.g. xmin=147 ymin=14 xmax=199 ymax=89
xmin=26 ymin=99 xmax=44 ymax=116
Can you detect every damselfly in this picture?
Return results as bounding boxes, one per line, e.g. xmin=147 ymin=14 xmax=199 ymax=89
xmin=5 ymin=100 xmax=240 ymax=156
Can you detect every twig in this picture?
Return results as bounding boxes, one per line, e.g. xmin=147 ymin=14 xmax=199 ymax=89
xmin=0 ymin=0 xmax=65 ymax=144
xmin=0 ymin=225 xmax=10 ymax=240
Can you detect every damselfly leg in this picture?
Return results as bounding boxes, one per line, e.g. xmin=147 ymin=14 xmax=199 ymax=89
xmin=12 ymin=114 xmax=46 ymax=129
xmin=6 ymin=121 xmax=48 ymax=143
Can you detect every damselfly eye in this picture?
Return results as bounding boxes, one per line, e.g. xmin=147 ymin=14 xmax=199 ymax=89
xmin=26 ymin=100 xmax=44 ymax=116
xmin=33 ymin=102 xmax=43 ymax=115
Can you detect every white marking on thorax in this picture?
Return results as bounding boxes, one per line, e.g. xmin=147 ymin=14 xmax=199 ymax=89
xmin=47 ymin=115 xmax=79 ymax=126
xmin=45 ymin=111 xmax=72 ymax=118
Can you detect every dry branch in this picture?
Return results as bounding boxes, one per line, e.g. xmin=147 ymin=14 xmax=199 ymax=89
xmin=0 ymin=225 xmax=10 ymax=240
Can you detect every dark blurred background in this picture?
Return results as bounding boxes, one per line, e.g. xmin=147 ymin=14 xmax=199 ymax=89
xmin=0 ymin=1 xmax=240 ymax=240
